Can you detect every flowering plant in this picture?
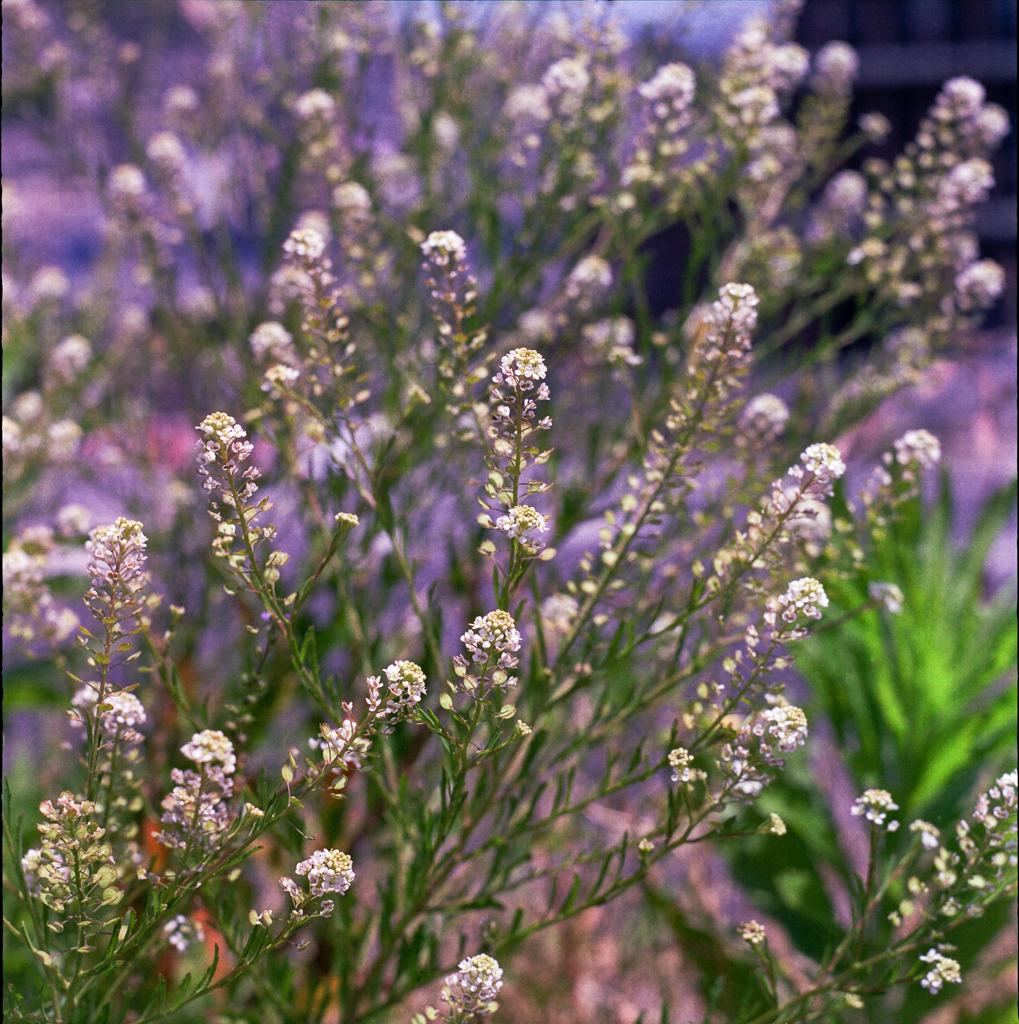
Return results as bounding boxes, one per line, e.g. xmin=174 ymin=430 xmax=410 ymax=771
xmin=3 ymin=2 xmax=1014 ymax=1022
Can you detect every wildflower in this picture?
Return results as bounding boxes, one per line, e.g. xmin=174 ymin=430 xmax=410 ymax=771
xmin=738 ymin=393 xmax=789 ymax=444
xmin=311 ymin=719 xmax=371 ymax=775
xmin=564 ymin=255 xmax=612 ymax=310
xmin=249 ymin=321 xmax=295 ymax=362
xmin=868 ymin=581 xmax=904 ymax=614
xmin=163 ymin=84 xmax=199 ymax=114
xmin=858 ymin=111 xmax=891 ymax=141
xmin=163 ymin=914 xmax=204 ymax=953
xmin=582 ymin=318 xmax=642 ymax=367
xmin=443 ymin=954 xmax=504 ymax=1016
xmin=332 ymin=181 xmax=373 ymax=219
xmin=811 ymin=40 xmax=858 ymax=96
xmin=892 ymin=429 xmax=941 ymax=470
xmin=461 ymin=610 xmax=522 ymax=672
xmin=504 ymin=83 xmax=550 ymax=122
xmin=282 ymin=227 xmax=326 ymax=262
xmin=293 ymin=88 xmax=335 ymax=121
xmin=46 ymin=419 xmax=83 ymax=460
xmin=852 ymin=789 xmax=900 ymax=831
xmin=181 ymin=729 xmax=237 ymax=777
xmin=69 ymin=684 xmax=147 ymax=744
xmin=495 ymin=504 xmax=549 ymax=549
xmin=768 ymin=812 xmax=787 ymax=835
xmin=541 ymin=593 xmax=578 ymax=632
xmin=918 ymin=948 xmax=962 ymax=994
xmin=774 ymin=577 xmax=828 ymax=624
xmin=799 ymin=443 xmax=846 ymax=491
xmin=954 ymin=259 xmax=1004 ymax=311
xmin=55 ymin=503 xmax=91 ymax=537
xmin=107 ymin=164 xmax=146 ymax=207
xmin=48 ymin=334 xmax=92 ymax=384
xmin=739 ymin=920 xmax=767 ymax=946
xmin=28 ymin=266 xmax=69 ymax=303
xmin=668 ymin=747 xmax=702 ymax=784
xmin=910 ymin=820 xmax=941 ymax=850
xmin=420 ymin=229 xmax=467 ymax=268
xmin=973 ymin=769 xmax=1017 ymax=832
xmin=757 ymin=703 xmax=809 ymax=751
xmin=496 ymin=347 xmax=547 ymax=389
xmin=296 ymin=848 xmax=354 ymax=899
xmin=377 ymin=660 xmax=427 ymax=720
xmin=638 ymin=62 xmax=696 ymax=112
xmin=145 ymin=132 xmax=187 ymax=176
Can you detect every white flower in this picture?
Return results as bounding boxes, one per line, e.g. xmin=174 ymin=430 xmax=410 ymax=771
xmin=444 ymin=953 xmax=504 ymax=1014
xmin=295 ymin=848 xmax=354 ymax=899
xmin=893 ymin=429 xmax=940 ymax=470
xmin=181 ymin=729 xmax=236 ymax=776
xmin=495 ymin=504 xmax=548 ymax=548
xmin=107 ymin=164 xmax=146 ymax=204
xmin=461 ymin=610 xmax=522 ymax=672
xmin=852 ymin=789 xmax=900 ymax=830
xmin=812 ymin=41 xmax=858 ymax=95
xmin=954 ymin=259 xmax=1004 ymax=311
xmin=497 ymin=347 xmax=547 ymax=389
xmin=282 ymin=227 xmax=326 ymax=261
xmin=776 ymin=578 xmax=828 ymax=623
xmin=504 ymin=84 xmax=550 ymax=122
xmin=293 ymin=88 xmax=335 ymax=121
xmin=163 ymin=914 xmax=204 ymax=953
xmin=800 ymin=442 xmax=846 ymax=487
xmin=249 ymin=321 xmax=294 ymax=361
xmin=420 ymin=229 xmax=467 ymax=267
xmin=918 ymin=948 xmax=962 ymax=994
xmin=146 ymin=132 xmax=187 ymax=174
xmin=638 ymin=62 xmax=696 ymax=110
xmin=49 ymin=334 xmax=92 ymax=384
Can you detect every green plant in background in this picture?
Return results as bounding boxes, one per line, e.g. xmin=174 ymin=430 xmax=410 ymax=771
xmin=802 ymin=473 xmax=1017 ymax=823
xmin=2 ymin=2 xmax=1015 ymax=1022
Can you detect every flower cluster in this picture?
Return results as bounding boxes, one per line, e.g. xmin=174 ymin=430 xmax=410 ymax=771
xmin=713 ymin=444 xmax=845 ymax=591
xmin=453 ymin=610 xmax=523 ymax=696
xmin=420 ymin=230 xmax=483 ymax=383
xmin=717 ymin=699 xmax=809 ymax=801
xmin=280 ymin=848 xmax=354 ymax=919
xmin=83 ymin=518 xmax=152 ymax=633
xmin=494 ymin=504 xmax=549 ymax=551
xmin=918 ymin=948 xmax=962 ymax=994
xmin=156 ymin=730 xmax=238 ymax=853
xmin=737 ymin=393 xmax=789 ymax=446
xmin=2 ymin=527 xmax=81 ymax=650
xmin=69 ymin=683 xmax=147 ymax=746
xmin=439 ymin=954 xmax=504 ymax=1020
xmin=368 ymin=660 xmax=428 ymax=724
xmin=460 ymin=610 xmax=522 ymax=672
xmin=309 ymin=719 xmax=372 ymax=778
xmin=163 ymin=914 xmax=205 ymax=953
xmin=668 ymin=746 xmax=704 ymax=785
xmin=21 ymin=793 xmax=118 ymax=919
xmin=851 ymin=789 xmax=900 ymax=831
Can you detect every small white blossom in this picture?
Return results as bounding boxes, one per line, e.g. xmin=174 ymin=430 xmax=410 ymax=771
xmin=495 ymin=504 xmax=548 ymax=548
xmin=918 ymin=948 xmax=962 ymax=994
xmin=49 ymin=335 xmax=92 ymax=384
xmin=282 ymin=227 xmax=326 ymax=261
xmin=249 ymin=321 xmax=294 ymax=362
xmin=163 ymin=914 xmax=204 ymax=953
xmin=868 ymin=581 xmax=904 ymax=614
xmin=444 ymin=953 xmax=504 ymax=1015
xmin=893 ymin=429 xmax=941 ymax=470
xmin=420 ymin=229 xmax=467 ymax=267
xmin=852 ymin=789 xmax=900 ymax=830
xmin=775 ymin=578 xmax=828 ymax=623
